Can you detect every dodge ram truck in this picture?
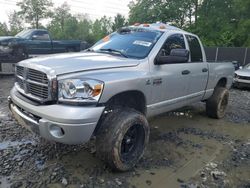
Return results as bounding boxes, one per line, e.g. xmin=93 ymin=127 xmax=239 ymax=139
xmin=8 ymin=23 xmax=234 ymax=171
xmin=0 ymin=29 xmax=84 ymax=63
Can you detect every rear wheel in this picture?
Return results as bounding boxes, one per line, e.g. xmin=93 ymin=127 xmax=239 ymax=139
xmin=96 ymin=107 xmax=149 ymax=171
xmin=206 ymin=87 xmax=229 ymax=119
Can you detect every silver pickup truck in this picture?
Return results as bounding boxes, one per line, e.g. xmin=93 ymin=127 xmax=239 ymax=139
xmin=8 ymin=23 xmax=234 ymax=171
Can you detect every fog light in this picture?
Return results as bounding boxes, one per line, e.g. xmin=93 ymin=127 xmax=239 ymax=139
xmin=50 ymin=125 xmax=65 ymax=138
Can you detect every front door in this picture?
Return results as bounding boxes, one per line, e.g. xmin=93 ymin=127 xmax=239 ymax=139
xmin=148 ymin=33 xmax=191 ymax=116
xmin=26 ymin=31 xmax=52 ymax=54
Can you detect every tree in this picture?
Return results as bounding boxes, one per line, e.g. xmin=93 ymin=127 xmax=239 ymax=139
xmin=8 ymin=11 xmax=24 ymax=35
xmin=231 ymin=0 xmax=250 ymax=46
xmin=112 ymin=14 xmax=127 ymax=31
xmin=189 ymin=0 xmax=236 ymax=46
xmin=91 ymin=16 xmax=112 ymax=41
xmin=52 ymin=2 xmax=71 ymax=31
xmin=128 ymin=0 xmax=196 ymax=28
xmin=0 ymin=22 xmax=9 ymax=36
xmin=76 ymin=14 xmax=93 ymax=43
xmin=17 ymin=0 xmax=53 ymax=29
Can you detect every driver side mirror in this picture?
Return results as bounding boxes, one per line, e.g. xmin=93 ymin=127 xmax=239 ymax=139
xmin=155 ymin=49 xmax=190 ymax=65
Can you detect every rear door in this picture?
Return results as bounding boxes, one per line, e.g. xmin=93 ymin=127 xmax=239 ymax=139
xmin=185 ymin=35 xmax=209 ymax=101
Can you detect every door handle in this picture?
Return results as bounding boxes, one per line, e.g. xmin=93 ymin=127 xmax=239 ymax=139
xmin=182 ymin=70 xmax=190 ymax=75
xmin=202 ymin=68 xmax=208 ymax=72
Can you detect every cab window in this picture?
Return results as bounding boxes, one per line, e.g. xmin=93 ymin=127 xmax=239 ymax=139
xmin=33 ymin=31 xmax=50 ymax=41
xmin=160 ymin=34 xmax=186 ymax=56
xmin=186 ymin=35 xmax=203 ymax=62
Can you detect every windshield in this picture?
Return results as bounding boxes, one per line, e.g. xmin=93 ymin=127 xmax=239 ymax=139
xmin=15 ymin=30 xmax=33 ymax=39
xmin=91 ymin=27 xmax=163 ymax=59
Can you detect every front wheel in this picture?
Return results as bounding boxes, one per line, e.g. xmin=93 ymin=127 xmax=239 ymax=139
xmin=206 ymin=87 xmax=229 ymax=119
xmin=96 ymin=107 xmax=149 ymax=171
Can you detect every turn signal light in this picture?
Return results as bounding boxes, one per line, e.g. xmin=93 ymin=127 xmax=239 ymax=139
xmin=134 ymin=23 xmax=140 ymax=26
xmin=159 ymin=25 xmax=166 ymax=29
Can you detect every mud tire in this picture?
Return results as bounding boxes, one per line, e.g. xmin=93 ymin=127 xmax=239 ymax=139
xmin=206 ymin=87 xmax=229 ymax=119
xmin=96 ymin=107 xmax=149 ymax=171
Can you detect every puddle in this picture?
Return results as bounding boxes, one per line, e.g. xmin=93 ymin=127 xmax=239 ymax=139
xmin=0 ymin=176 xmax=13 ymax=188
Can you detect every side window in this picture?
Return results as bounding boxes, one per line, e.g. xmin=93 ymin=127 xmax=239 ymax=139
xmin=186 ymin=35 xmax=203 ymax=62
xmin=160 ymin=34 xmax=186 ymax=56
xmin=34 ymin=31 xmax=50 ymax=41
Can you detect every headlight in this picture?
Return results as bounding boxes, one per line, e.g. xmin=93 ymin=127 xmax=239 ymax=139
xmin=58 ymin=79 xmax=104 ymax=104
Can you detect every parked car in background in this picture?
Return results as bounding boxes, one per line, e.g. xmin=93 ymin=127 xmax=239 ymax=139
xmin=9 ymin=23 xmax=234 ymax=171
xmin=234 ymin=63 xmax=250 ymax=88
xmin=232 ymin=61 xmax=240 ymax=70
xmin=0 ymin=29 xmax=86 ymax=63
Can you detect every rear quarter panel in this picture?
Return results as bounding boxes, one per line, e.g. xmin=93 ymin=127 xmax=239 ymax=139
xmin=203 ymin=62 xmax=234 ymax=100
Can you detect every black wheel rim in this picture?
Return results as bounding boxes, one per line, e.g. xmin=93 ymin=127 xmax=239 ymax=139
xmin=120 ymin=124 xmax=145 ymax=162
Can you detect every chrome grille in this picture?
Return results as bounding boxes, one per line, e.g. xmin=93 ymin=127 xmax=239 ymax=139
xmin=28 ymin=69 xmax=49 ymax=84
xmin=15 ymin=65 xmax=51 ymax=102
xmin=28 ymin=82 xmax=49 ymax=99
xmin=239 ymin=76 xmax=250 ymax=80
xmin=16 ymin=76 xmax=24 ymax=88
xmin=16 ymin=66 xmax=24 ymax=77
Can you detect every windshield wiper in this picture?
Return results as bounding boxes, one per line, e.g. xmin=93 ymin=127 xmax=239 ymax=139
xmin=99 ymin=48 xmax=128 ymax=58
xmin=85 ymin=48 xmax=94 ymax=52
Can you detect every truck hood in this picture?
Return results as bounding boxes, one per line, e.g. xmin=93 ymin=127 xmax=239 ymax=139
xmin=0 ymin=36 xmax=16 ymax=42
xmin=18 ymin=52 xmax=141 ymax=75
xmin=235 ymin=69 xmax=250 ymax=77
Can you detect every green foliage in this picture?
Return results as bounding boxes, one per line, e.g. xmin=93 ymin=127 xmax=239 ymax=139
xmin=52 ymin=2 xmax=71 ymax=31
xmin=129 ymin=0 xmax=250 ymax=47
xmin=128 ymin=0 xmax=198 ymax=28
xmin=1 ymin=0 xmax=249 ymax=47
xmin=17 ymin=0 xmax=53 ymax=29
xmin=8 ymin=11 xmax=24 ymax=35
xmin=0 ymin=22 xmax=9 ymax=36
xmin=231 ymin=0 xmax=250 ymax=47
xmin=92 ymin=16 xmax=112 ymax=41
xmin=112 ymin=14 xmax=127 ymax=31
xmin=47 ymin=4 xmax=113 ymax=45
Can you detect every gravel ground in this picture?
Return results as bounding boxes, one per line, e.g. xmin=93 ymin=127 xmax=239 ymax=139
xmin=0 ymin=76 xmax=249 ymax=188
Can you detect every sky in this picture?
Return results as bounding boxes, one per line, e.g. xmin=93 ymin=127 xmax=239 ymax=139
xmin=0 ymin=0 xmax=131 ymax=25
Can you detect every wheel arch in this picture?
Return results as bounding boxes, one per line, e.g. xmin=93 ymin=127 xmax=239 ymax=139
xmin=216 ymin=77 xmax=227 ymax=88
xmin=94 ymin=90 xmax=147 ymax=134
xmin=102 ymin=90 xmax=147 ymax=115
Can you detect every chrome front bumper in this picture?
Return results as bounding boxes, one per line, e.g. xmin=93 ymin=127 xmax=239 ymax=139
xmin=9 ymin=87 xmax=105 ymax=144
xmin=233 ymin=78 xmax=250 ymax=88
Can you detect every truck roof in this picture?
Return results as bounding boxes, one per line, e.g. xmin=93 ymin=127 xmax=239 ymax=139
xmin=25 ymin=29 xmax=48 ymax=32
xmin=130 ymin=22 xmax=193 ymax=35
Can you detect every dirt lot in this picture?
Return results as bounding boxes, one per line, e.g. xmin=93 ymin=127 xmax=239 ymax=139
xmin=0 ymin=76 xmax=250 ymax=188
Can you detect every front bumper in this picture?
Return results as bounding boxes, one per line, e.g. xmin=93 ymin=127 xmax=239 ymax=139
xmin=9 ymin=87 xmax=105 ymax=144
xmin=233 ymin=78 xmax=250 ymax=88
